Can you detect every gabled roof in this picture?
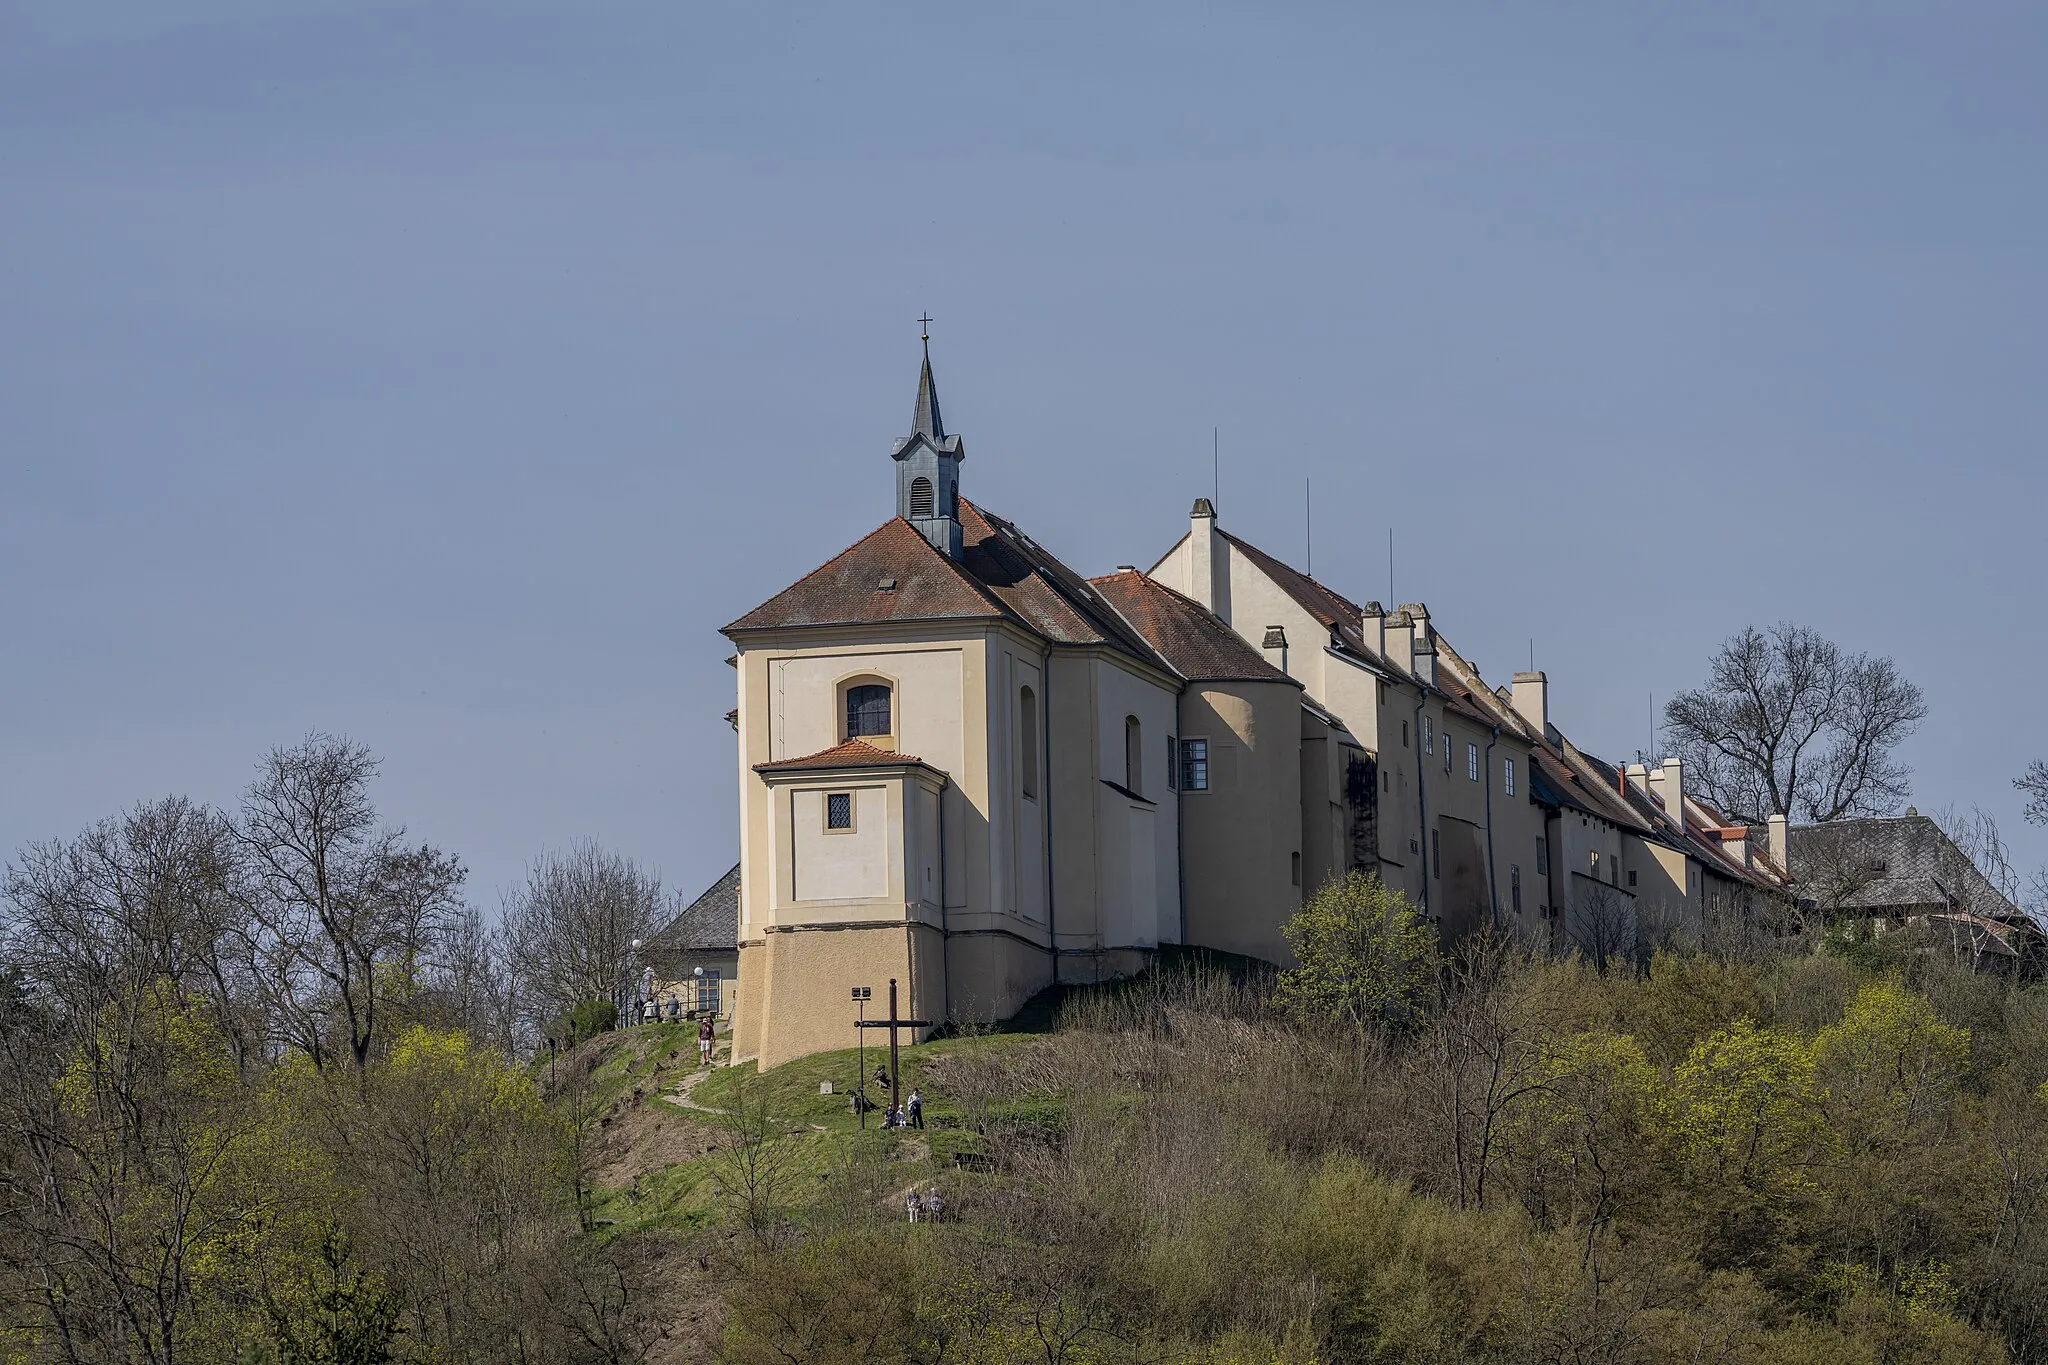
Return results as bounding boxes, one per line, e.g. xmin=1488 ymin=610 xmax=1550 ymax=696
xmin=1789 ymin=814 xmax=2025 ymax=921
xmin=643 ymin=863 xmax=740 ymax=956
xmin=725 ymin=517 xmax=1004 ymax=633
xmin=1216 ymin=530 xmax=1378 ymax=659
xmin=724 ymin=499 xmax=1166 ymax=673
xmin=753 ymin=739 xmax=939 ymax=773
xmin=1087 ymin=571 xmax=1298 ymax=686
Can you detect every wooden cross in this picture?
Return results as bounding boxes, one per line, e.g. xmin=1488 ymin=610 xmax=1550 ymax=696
xmin=918 ymin=313 xmax=933 ymax=341
xmin=854 ymin=977 xmax=931 ymax=1120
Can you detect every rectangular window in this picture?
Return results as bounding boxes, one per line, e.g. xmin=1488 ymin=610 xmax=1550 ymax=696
xmin=695 ymin=969 xmax=721 ymax=1014
xmin=1466 ymin=743 xmax=1479 ymax=781
xmin=1536 ymin=835 xmax=1549 ymax=876
xmin=1431 ymin=829 xmax=1441 ymax=879
xmin=1511 ymin=865 xmax=1522 ymax=915
xmin=1590 ymin=851 xmax=1600 ymax=878
xmin=1445 ymin=731 xmax=1454 ymax=773
xmin=1422 ymin=717 xmax=1433 ymax=754
xmin=1291 ymin=852 xmax=1302 ymax=887
xmin=1180 ymin=739 xmax=1209 ymax=792
xmin=1166 ymin=734 xmax=1177 ymax=790
xmin=1503 ymin=758 xmax=1515 ymax=797
xmin=1402 ymin=720 xmax=1410 ymax=748
xmin=1628 ymin=869 xmax=1638 ymax=888
xmin=825 ymin=792 xmax=853 ymax=831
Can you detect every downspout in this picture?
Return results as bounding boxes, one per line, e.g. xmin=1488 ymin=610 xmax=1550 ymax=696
xmin=1483 ymin=724 xmax=1501 ymax=930
xmin=1175 ymin=688 xmax=1188 ymax=946
xmin=1041 ymin=650 xmax=1058 ymax=983
xmin=936 ymin=775 xmax=948 ymax=1029
xmin=1413 ymin=692 xmax=1430 ymax=919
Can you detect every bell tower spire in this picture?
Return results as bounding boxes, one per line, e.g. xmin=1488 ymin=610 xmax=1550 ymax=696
xmin=891 ymin=318 xmax=965 ymax=559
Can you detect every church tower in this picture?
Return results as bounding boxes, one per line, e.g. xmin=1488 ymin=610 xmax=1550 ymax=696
xmin=892 ymin=339 xmax=966 ymax=558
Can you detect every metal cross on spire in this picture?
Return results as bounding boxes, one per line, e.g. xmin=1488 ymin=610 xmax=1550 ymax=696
xmin=918 ymin=313 xmax=933 ymax=342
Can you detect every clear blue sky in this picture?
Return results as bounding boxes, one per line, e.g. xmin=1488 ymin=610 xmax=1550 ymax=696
xmin=5 ymin=1 xmax=2045 ymax=912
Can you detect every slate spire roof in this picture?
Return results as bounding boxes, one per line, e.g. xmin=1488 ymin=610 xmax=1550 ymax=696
xmin=912 ymin=338 xmax=945 ymax=442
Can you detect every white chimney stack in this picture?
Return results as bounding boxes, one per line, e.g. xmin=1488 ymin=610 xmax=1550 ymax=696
xmin=1767 ymin=812 xmax=1789 ymax=871
xmin=1510 ymin=671 xmax=1548 ymax=738
xmin=1188 ymin=497 xmax=1221 ymax=615
xmin=1358 ymin=601 xmax=1384 ymax=659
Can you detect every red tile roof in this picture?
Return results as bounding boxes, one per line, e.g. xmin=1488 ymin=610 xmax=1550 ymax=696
xmin=724 ymin=500 xmax=1166 ymax=673
xmin=724 ymin=517 xmax=1005 ymax=633
xmin=1216 ymin=530 xmax=1374 ymax=656
xmin=1086 ymin=571 xmax=1297 ymax=685
xmin=753 ymin=739 xmax=938 ymax=773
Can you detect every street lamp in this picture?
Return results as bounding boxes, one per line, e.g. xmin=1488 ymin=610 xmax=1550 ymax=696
xmin=851 ymin=985 xmax=873 ymax=1128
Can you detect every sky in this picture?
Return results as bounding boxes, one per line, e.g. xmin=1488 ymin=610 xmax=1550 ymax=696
xmin=4 ymin=0 xmax=2045 ymax=916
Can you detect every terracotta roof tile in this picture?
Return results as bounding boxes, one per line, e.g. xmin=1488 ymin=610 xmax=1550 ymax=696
xmin=724 ymin=501 xmax=1165 ymax=674
xmin=1086 ymin=571 xmax=1298 ymax=685
xmin=724 ymin=517 xmax=1003 ymax=632
xmin=753 ymin=739 xmax=937 ymax=773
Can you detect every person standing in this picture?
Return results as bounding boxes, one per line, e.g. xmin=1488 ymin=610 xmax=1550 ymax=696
xmin=906 ymin=1189 xmax=921 ymax=1223
xmin=923 ymin=1189 xmax=942 ymax=1222
xmin=697 ymin=1016 xmax=715 ymax=1065
xmin=907 ymin=1088 xmax=924 ymax=1130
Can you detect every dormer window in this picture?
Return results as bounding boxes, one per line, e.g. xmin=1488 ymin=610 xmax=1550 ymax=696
xmin=845 ymin=684 xmax=892 ymax=740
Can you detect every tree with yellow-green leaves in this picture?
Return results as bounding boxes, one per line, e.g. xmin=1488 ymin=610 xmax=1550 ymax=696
xmin=1275 ymin=872 xmax=1438 ymax=1035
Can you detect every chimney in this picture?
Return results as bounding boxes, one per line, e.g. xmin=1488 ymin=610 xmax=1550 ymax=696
xmin=1188 ymin=498 xmax=1222 ymax=616
xmin=1510 ymin=671 xmax=1548 ymax=737
xmin=1767 ymin=812 xmax=1789 ymax=871
xmin=1358 ymin=601 xmax=1384 ymax=658
xmin=1383 ymin=609 xmax=1415 ymax=682
xmin=1398 ymin=603 xmax=1435 ymax=687
xmin=1643 ymin=756 xmax=1684 ymax=826
xmin=1262 ymin=625 xmax=1288 ymax=676
xmin=1625 ymin=761 xmax=1651 ymax=804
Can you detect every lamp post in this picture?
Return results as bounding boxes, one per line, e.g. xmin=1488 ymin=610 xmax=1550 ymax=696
xmin=851 ymin=985 xmax=872 ymax=1128
xmin=627 ymin=937 xmax=644 ymax=1027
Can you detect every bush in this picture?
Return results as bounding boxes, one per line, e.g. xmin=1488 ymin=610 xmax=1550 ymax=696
xmin=551 ymin=998 xmax=618 ymax=1044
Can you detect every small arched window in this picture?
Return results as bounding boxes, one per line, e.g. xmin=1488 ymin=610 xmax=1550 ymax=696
xmin=1124 ymin=715 xmax=1142 ymax=795
xmin=845 ymin=684 xmax=892 ymax=740
xmin=909 ymin=476 xmax=935 ymax=519
xmin=1020 ymin=687 xmax=1039 ymax=800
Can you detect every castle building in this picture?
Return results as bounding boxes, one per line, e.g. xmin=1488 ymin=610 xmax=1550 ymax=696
xmin=720 ymin=347 xmax=1789 ymax=1068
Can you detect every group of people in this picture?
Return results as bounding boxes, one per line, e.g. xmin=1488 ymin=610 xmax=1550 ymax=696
xmin=848 ymin=1074 xmax=926 ymax=1130
xmin=905 ymin=1187 xmax=944 ymax=1223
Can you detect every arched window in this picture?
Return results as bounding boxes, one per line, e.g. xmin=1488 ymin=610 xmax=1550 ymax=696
xmin=1124 ymin=715 xmax=1142 ymax=795
xmin=1020 ymin=687 xmax=1039 ymax=800
xmin=845 ymin=683 xmax=892 ymax=740
xmin=909 ymin=476 xmax=935 ymax=519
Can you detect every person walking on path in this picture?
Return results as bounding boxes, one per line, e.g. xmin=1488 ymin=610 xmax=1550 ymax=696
xmin=697 ymin=1016 xmax=715 ymax=1065
xmin=907 ymin=1088 xmax=924 ymax=1129
xmin=906 ymin=1190 xmax=921 ymax=1223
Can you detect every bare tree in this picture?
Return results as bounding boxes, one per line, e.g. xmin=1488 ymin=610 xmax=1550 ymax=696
xmin=2020 ymin=761 xmax=2048 ymax=829
xmin=1567 ymin=883 xmax=1639 ymax=975
xmin=237 ymin=734 xmax=466 ymax=1070
xmin=1934 ymin=803 xmax=2020 ymax=905
xmin=503 ymin=841 xmax=664 ymax=1038
xmin=1664 ymin=623 xmax=1928 ymax=824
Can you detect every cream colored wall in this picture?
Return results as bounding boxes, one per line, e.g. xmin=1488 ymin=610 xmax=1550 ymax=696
xmin=733 ymin=628 xmax=987 ymax=938
xmin=1180 ymin=680 xmax=1303 ymax=964
xmin=1091 ymin=654 xmax=1182 ymax=951
xmin=790 ymin=784 xmax=890 ymax=902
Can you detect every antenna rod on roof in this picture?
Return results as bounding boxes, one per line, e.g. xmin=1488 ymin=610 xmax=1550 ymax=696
xmin=1213 ymin=427 xmax=1219 ymax=510
xmin=1387 ymin=528 xmax=1395 ymax=608
xmin=1305 ymin=478 xmax=1313 ymax=578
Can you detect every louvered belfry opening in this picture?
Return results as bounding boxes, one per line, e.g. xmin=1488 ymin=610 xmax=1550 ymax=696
xmin=909 ymin=476 xmax=935 ymax=519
